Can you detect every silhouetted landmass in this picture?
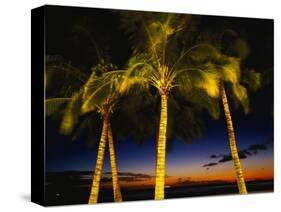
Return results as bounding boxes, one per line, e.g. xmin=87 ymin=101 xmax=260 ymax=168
xmin=45 ymin=171 xmax=273 ymax=205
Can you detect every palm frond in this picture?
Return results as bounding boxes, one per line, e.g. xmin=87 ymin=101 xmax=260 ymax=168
xmin=46 ymin=55 xmax=87 ymax=83
xmin=45 ymin=56 xmax=87 ymax=99
xmin=220 ymin=30 xmax=250 ymax=59
xmin=231 ymin=83 xmax=249 ymax=113
xmin=241 ymin=69 xmax=261 ymax=91
xmin=166 ymin=96 xmax=204 ymax=150
xmin=175 ymin=67 xmax=221 ymax=98
xmin=194 ymin=70 xmax=220 ymax=98
xmin=171 ymin=43 xmax=221 ymax=71
xmin=260 ymin=68 xmax=273 ymax=87
xmin=82 ymin=63 xmax=128 ymax=113
xmin=60 ymin=91 xmax=83 ymax=135
xmin=45 ymin=98 xmax=71 ymax=116
xmin=117 ymin=55 xmax=155 ymax=94
xmin=220 ymin=57 xmax=241 ymax=83
xmin=121 ymin=12 xmax=190 ymax=65
xmin=71 ymin=21 xmax=102 ymax=61
xmin=71 ymin=113 xmax=101 ymax=144
xmin=182 ymin=88 xmax=221 ymax=119
xmin=119 ymin=76 xmax=149 ymax=95
xmin=82 ymin=81 xmax=111 ymax=113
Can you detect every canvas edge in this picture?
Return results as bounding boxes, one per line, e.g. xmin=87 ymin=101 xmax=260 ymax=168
xmin=31 ymin=5 xmax=46 ymax=207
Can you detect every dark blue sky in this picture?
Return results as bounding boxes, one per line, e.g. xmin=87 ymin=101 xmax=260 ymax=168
xmin=46 ymin=107 xmax=273 ymax=181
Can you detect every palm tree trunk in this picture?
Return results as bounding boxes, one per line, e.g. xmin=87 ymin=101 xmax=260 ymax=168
xmin=88 ymin=116 xmax=109 ymax=204
xmin=155 ymin=94 xmax=168 ymax=200
xmin=155 ymin=129 xmax=159 ymax=183
xmin=220 ymin=83 xmax=247 ymax=194
xmin=108 ymin=122 xmax=123 ymax=202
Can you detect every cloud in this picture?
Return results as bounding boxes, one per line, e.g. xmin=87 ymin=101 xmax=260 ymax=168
xmin=217 ymin=150 xmax=251 ymax=163
xmin=217 ymin=155 xmax=232 ymax=163
xmin=174 ymin=178 xmax=229 ymax=186
xmin=100 ymin=171 xmax=154 ymax=183
xmin=119 ymin=172 xmax=152 ymax=178
xmin=248 ymin=144 xmax=267 ymax=151
xmin=202 ymin=139 xmax=272 ymax=169
xmin=104 ymin=172 xmax=152 ymax=178
xmin=202 ymin=162 xmax=218 ymax=167
xmin=119 ymin=177 xmax=145 ymax=182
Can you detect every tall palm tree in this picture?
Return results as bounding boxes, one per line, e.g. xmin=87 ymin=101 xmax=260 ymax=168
xmin=120 ymin=13 xmax=223 ymax=199
xmin=81 ymin=62 xmax=125 ymax=203
xmin=191 ymin=29 xmax=261 ymax=194
xmin=45 ymin=58 xmax=123 ymax=203
xmin=45 ymin=15 xmax=134 ymax=203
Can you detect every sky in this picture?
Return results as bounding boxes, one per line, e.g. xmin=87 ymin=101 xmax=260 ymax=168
xmin=45 ymin=6 xmax=274 ymax=186
xmin=46 ymin=110 xmax=273 ymax=185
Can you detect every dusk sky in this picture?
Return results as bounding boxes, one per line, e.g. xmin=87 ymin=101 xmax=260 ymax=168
xmin=45 ymin=6 xmax=273 ymax=187
xmin=46 ymin=110 xmax=273 ymax=184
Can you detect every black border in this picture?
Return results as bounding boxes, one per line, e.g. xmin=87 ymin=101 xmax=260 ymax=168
xmin=31 ymin=5 xmax=46 ymax=206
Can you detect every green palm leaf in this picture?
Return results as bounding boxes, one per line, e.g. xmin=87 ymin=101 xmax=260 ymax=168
xmin=241 ymin=69 xmax=261 ymax=91
xmin=82 ymin=81 xmax=112 ymax=113
xmin=46 ymin=55 xmax=87 ymax=83
xmin=60 ymin=91 xmax=83 ymax=135
xmin=45 ymin=98 xmax=71 ymax=116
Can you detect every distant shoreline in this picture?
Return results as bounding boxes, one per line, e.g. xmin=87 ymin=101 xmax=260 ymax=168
xmin=45 ymin=171 xmax=273 ymax=206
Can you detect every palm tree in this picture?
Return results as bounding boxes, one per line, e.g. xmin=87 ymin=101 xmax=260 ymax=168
xmin=81 ymin=62 xmax=125 ymax=203
xmin=45 ymin=57 xmax=123 ymax=203
xmin=45 ymin=16 xmax=133 ymax=203
xmin=191 ymin=29 xmax=261 ymax=194
xmin=120 ymin=13 xmax=222 ymax=199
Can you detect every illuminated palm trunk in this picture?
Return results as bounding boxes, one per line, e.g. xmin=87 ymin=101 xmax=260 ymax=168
xmin=108 ymin=122 xmax=123 ymax=202
xmin=88 ymin=117 xmax=108 ymax=204
xmin=155 ymin=94 xmax=168 ymax=200
xmin=155 ymin=130 xmax=158 ymax=184
xmin=221 ymin=83 xmax=247 ymax=194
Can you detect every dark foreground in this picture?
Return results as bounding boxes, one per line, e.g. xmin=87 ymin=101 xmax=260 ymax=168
xmin=45 ymin=172 xmax=273 ymax=206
